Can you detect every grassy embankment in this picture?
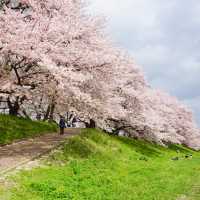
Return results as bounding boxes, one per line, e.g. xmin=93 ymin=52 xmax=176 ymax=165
xmin=0 ymin=128 xmax=200 ymax=199
xmin=0 ymin=114 xmax=57 ymax=145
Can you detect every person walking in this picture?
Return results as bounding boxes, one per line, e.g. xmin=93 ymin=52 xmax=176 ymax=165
xmin=59 ymin=116 xmax=66 ymax=135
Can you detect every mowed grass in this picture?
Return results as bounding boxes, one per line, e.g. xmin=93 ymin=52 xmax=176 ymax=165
xmin=0 ymin=114 xmax=57 ymax=145
xmin=1 ymin=129 xmax=200 ymax=200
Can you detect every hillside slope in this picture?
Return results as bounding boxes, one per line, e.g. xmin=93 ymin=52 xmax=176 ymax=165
xmin=1 ymin=129 xmax=200 ymax=200
xmin=0 ymin=114 xmax=57 ymax=145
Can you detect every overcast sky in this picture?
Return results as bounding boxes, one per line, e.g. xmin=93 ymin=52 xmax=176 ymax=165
xmin=90 ymin=0 xmax=200 ymax=125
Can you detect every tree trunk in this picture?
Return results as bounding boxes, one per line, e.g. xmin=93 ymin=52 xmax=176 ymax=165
xmin=43 ymin=104 xmax=51 ymax=121
xmin=85 ymin=119 xmax=96 ymax=128
xmin=49 ymin=103 xmax=55 ymax=122
xmin=7 ymin=97 xmax=20 ymax=116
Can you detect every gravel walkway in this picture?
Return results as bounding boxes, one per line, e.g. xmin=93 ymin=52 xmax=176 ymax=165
xmin=0 ymin=128 xmax=81 ymax=176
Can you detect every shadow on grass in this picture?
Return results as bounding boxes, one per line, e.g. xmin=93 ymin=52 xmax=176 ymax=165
xmin=114 ymin=136 xmax=162 ymax=157
xmin=115 ymin=135 xmax=195 ymax=157
xmin=167 ymin=143 xmax=194 ymax=154
xmin=80 ymin=129 xmax=163 ymax=157
xmin=62 ymin=129 xmax=195 ymax=160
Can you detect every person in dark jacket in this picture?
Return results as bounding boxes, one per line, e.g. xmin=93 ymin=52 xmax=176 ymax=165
xmin=59 ymin=116 xmax=66 ymax=135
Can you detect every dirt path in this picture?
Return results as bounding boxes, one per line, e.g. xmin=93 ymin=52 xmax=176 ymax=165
xmin=0 ymin=128 xmax=81 ymax=176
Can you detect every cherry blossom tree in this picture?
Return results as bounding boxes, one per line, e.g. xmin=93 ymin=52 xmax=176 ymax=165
xmin=0 ymin=0 xmax=111 ymax=117
xmin=0 ymin=0 xmax=200 ymax=149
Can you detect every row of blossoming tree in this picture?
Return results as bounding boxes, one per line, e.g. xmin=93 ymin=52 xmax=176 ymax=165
xmin=0 ymin=0 xmax=200 ymax=149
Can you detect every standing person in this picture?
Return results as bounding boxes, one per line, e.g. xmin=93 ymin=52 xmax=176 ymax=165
xmin=59 ymin=116 xmax=66 ymax=135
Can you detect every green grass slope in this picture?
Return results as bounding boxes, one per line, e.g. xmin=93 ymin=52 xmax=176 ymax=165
xmin=1 ymin=129 xmax=200 ymax=200
xmin=0 ymin=114 xmax=57 ymax=145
